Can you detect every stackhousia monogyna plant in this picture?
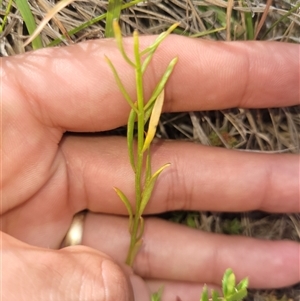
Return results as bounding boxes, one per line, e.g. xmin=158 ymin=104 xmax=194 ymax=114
xmin=106 ymin=20 xmax=248 ymax=301
xmin=105 ymin=20 xmax=179 ymax=266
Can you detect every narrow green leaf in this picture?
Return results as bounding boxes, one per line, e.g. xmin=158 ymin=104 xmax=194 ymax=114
xmin=142 ymin=89 xmax=164 ymax=152
xmin=105 ymin=0 xmax=122 ymax=38
xmin=140 ymin=22 xmax=180 ymax=56
xmin=127 ymin=108 xmax=137 ymax=172
xmin=113 ymin=187 xmax=133 ymax=223
xmin=244 ymin=10 xmax=254 ymax=40
xmin=144 ymin=57 xmax=178 ymax=113
xmin=133 ymin=29 xmax=140 ymax=70
xmin=139 ymin=163 xmax=170 ymax=216
xmin=105 ymin=55 xmax=138 ymax=113
xmin=200 ymin=285 xmax=209 ymax=301
xmin=0 ymin=0 xmax=13 ymax=34
xmin=15 ymin=0 xmax=43 ymax=49
xmin=141 ymin=22 xmax=180 ymax=74
xmin=112 ymin=19 xmax=135 ymax=67
xmin=133 ymin=28 xmax=145 ymax=137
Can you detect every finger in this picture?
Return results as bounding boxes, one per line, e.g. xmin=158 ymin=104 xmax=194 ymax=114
xmin=3 ymin=38 xmax=299 ymax=132
xmin=62 ymin=135 xmax=299 ymax=213
xmin=83 ymin=213 xmax=300 ymax=289
xmin=2 ymin=232 xmax=137 ymax=301
xmin=146 ymin=280 xmax=216 ymax=301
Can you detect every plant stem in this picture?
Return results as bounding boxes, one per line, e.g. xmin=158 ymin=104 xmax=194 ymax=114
xmin=126 ymin=30 xmax=145 ymax=266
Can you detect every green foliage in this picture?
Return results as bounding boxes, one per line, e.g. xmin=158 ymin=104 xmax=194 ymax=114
xmin=106 ymin=20 xmax=179 ymax=266
xmin=222 ymin=218 xmax=243 ymax=235
xmin=105 ymin=0 xmax=123 ymax=38
xmin=15 ymin=0 xmax=43 ymax=49
xmin=200 ymin=269 xmax=248 ymax=301
xmin=0 ymin=0 xmax=13 ymax=33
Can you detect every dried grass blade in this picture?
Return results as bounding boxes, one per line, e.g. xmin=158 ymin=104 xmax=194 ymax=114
xmin=226 ymin=0 xmax=234 ymax=40
xmin=23 ymin=0 xmax=76 ymax=47
xmin=261 ymin=3 xmax=300 ymax=39
xmin=254 ymin=0 xmax=273 ymax=39
xmin=38 ymin=0 xmax=72 ymax=43
xmin=47 ymin=0 xmax=145 ymax=47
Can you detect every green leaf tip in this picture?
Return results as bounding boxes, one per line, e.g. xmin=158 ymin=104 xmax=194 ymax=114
xmin=112 ymin=19 xmax=135 ymax=67
xmin=113 ymin=187 xmax=133 ymax=222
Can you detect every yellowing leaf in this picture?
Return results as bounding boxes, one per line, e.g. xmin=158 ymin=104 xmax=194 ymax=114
xmin=142 ymin=89 xmax=164 ymax=152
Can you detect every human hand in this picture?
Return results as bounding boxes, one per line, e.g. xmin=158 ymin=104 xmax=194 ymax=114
xmin=2 ymin=37 xmax=299 ymax=301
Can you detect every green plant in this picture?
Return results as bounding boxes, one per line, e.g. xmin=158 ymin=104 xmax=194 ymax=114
xmin=105 ymin=20 xmax=179 ymax=266
xmin=200 ymin=269 xmax=248 ymax=301
xmin=0 ymin=0 xmax=13 ymax=34
xmin=107 ymin=20 xmax=248 ymax=301
xmin=15 ymin=0 xmax=43 ymax=49
xmin=104 ymin=0 xmax=123 ymax=38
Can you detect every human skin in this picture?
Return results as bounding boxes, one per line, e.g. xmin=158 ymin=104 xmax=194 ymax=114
xmin=1 ymin=36 xmax=300 ymax=301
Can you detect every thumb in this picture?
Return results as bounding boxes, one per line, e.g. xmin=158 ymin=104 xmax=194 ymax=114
xmin=2 ymin=232 xmax=136 ymax=301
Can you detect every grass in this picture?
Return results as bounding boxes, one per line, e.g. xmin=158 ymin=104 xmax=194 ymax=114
xmin=13 ymin=0 xmax=43 ymax=49
xmin=1 ymin=0 xmax=299 ymax=300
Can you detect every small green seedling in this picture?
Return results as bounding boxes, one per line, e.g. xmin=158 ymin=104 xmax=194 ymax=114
xmin=201 ymin=269 xmax=248 ymax=301
xmin=106 ymin=20 xmax=179 ymax=266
